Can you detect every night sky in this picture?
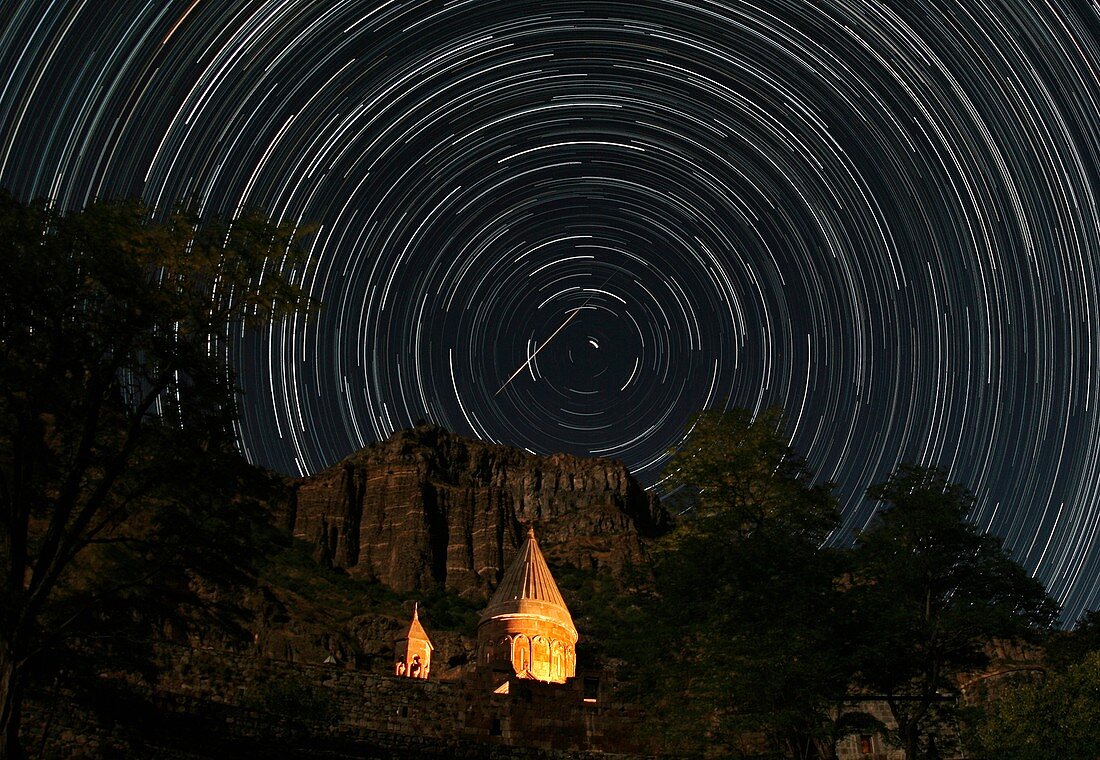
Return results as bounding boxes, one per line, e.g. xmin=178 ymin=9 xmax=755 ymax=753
xmin=3 ymin=0 xmax=1099 ymax=622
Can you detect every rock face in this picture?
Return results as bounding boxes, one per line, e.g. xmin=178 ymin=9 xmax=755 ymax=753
xmin=283 ymin=424 xmax=668 ymax=597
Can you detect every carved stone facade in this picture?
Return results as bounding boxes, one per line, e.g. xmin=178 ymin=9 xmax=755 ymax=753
xmin=477 ymin=529 xmax=578 ymax=684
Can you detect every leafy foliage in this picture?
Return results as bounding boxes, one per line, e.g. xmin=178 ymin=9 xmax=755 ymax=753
xmin=257 ymin=539 xmax=482 ymax=637
xmin=1045 ymin=608 xmax=1100 ymax=670
xmin=618 ymin=416 xmax=1062 ymax=760
xmin=0 ymin=192 xmax=316 ymax=757
xmin=967 ymin=652 xmax=1100 ymax=760
xmin=663 ymin=406 xmax=837 ymax=541
xmin=409 ymin=586 xmax=483 ymax=638
xmin=257 ymin=539 xmax=405 ymax=622
xmin=51 ymin=445 xmax=289 ymax=651
xmin=554 ymin=563 xmax=649 ymax=671
xmin=850 ymin=466 xmax=1060 ymax=759
xmin=629 ymin=407 xmax=857 ymax=759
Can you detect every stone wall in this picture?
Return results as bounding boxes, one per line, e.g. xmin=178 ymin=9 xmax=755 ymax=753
xmin=833 ymin=696 xmax=965 ymax=760
xmin=22 ymin=641 xmax=984 ymax=759
xmin=23 ymin=642 xmax=650 ymax=759
xmin=834 ymin=699 xmax=906 ymax=760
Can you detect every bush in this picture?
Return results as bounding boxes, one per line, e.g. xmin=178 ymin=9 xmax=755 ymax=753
xmin=967 ymin=652 xmax=1100 ymax=759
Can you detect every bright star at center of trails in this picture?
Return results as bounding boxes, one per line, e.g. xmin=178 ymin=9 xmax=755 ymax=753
xmin=494 ymin=306 xmax=584 ymax=396
xmin=495 ymin=272 xmax=618 ymax=396
xmin=589 ymin=338 xmax=599 ymax=348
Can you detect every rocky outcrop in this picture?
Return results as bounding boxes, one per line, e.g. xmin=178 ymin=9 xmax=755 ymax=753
xmin=283 ymin=424 xmax=668 ymax=597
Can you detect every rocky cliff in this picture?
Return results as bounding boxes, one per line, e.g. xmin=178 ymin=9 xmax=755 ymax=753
xmin=282 ymin=424 xmax=668 ymax=597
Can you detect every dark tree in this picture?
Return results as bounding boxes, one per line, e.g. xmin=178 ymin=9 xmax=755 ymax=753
xmin=965 ymin=607 xmax=1100 ymax=759
xmin=637 ymin=408 xmax=860 ymax=759
xmin=851 ymin=466 xmax=1059 ymax=760
xmin=663 ymin=407 xmax=838 ymax=540
xmin=0 ymin=193 xmax=314 ymax=759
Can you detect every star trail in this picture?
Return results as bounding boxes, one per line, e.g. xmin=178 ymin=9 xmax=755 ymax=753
xmin=3 ymin=0 xmax=1100 ymax=622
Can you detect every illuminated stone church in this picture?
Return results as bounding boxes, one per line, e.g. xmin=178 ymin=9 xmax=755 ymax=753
xmin=394 ymin=602 xmax=433 ymax=678
xmin=393 ymin=528 xmax=578 ymax=684
xmin=476 ymin=528 xmax=578 ymax=683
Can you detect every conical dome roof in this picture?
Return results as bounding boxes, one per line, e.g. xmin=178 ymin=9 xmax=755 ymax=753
xmin=479 ymin=528 xmax=577 ymax=640
xmin=403 ymin=602 xmax=433 ymax=648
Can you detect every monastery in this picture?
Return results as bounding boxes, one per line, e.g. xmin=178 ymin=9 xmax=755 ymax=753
xmin=383 ymin=527 xmax=642 ymax=753
xmin=390 ymin=527 xmax=905 ymax=758
xmin=395 ymin=527 xmax=579 ymax=686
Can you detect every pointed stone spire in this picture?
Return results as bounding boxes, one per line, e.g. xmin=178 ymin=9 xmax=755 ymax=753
xmin=407 ymin=602 xmax=430 ymax=642
xmin=479 ymin=528 xmax=576 ymax=633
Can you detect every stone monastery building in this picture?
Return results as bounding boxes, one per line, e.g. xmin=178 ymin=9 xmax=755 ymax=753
xmin=395 ymin=527 xmax=579 ymax=686
xmin=477 ymin=528 xmax=579 ymax=683
xmin=384 ymin=527 xmax=925 ymax=758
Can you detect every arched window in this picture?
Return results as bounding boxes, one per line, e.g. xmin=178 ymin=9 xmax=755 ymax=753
xmin=512 ymin=634 xmax=530 ymax=674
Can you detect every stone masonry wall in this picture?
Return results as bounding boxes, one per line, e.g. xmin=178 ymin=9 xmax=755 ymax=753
xmin=23 ymin=641 xmax=981 ymax=758
xmin=23 ymin=642 xmax=650 ymax=759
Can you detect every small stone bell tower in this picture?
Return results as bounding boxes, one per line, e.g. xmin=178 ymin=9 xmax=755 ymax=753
xmin=395 ymin=603 xmax=433 ymax=679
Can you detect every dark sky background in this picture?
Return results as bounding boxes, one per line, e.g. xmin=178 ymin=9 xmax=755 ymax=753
xmin=3 ymin=0 xmax=1099 ymax=623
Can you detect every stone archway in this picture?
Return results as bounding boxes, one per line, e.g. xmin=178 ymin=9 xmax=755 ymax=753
xmin=512 ymin=634 xmax=531 ymax=674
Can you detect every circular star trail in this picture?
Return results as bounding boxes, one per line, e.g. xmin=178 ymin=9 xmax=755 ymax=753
xmin=3 ymin=0 xmax=1100 ymax=622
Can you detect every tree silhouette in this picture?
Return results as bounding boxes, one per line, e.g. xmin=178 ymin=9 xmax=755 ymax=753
xmin=851 ymin=466 xmax=1059 ymax=760
xmin=0 ymin=193 xmax=315 ymax=759
xmin=969 ymin=609 xmax=1100 ymax=760
xmin=638 ymin=407 xmax=859 ymax=759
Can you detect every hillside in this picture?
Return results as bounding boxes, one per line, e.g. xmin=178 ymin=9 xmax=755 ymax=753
xmin=159 ymin=424 xmax=668 ymax=676
xmin=20 ymin=428 xmax=668 ymax=756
